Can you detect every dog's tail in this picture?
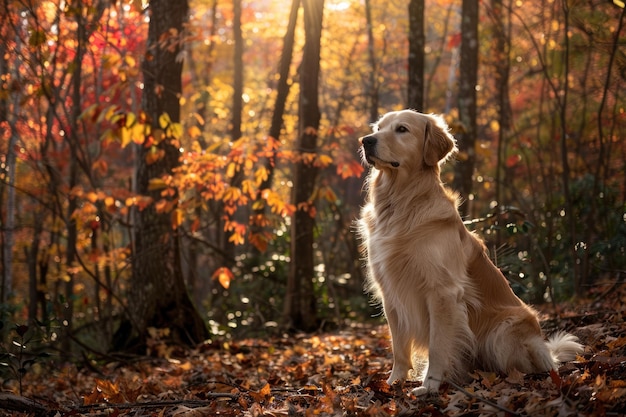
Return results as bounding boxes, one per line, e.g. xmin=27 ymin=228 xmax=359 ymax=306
xmin=546 ymin=331 xmax=584 ymax=364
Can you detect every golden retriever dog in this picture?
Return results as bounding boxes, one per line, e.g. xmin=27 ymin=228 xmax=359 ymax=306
xmin=357 ymin=109 xmax=583 ymax=396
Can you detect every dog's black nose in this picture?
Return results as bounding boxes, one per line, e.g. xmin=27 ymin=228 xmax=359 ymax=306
xmin=361 ymin=136 xmax=377 ymax=149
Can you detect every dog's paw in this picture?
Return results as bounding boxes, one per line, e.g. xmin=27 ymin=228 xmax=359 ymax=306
xmin=411 ymin=376 xmax=440 ymax=396
xmin=386 ymin=367 xmax=409 ymax=386
xmin=386 ymin=375 xmax=405 ymax=386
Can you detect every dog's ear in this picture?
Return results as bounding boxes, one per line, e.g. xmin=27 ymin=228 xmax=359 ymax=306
xmin=423 ymin=117 xmax=457 ymax=167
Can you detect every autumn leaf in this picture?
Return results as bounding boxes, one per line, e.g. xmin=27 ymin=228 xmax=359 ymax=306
xmin=148 ymin=178 xmax=168 ymax=191
xmin=212 ymin=267 xmax=234 ymax=289
xmin=92 ymin=159 xmax=108 ymax=176
xmin=254 ymin=165 xmax=269 ymax=185
xmin=506 ymin=154 xmax=522 ymax=168
xmin=249 ymin=382 xmax=271 ymax=403
xmin=171 ymin=208 xmax=183 ymax=229
xmin=187 ymin=125 xmax=201 ymax=139
xmin=249 ymin=232 xmax=269 ymax=252
xmin=159 ymin=113 xmax=172 ymax=129
xmin=337 ymin=160 xmax=364 ymax=179
xmin=316 ymin=154 xmax=333 ymax=168
xmin=145 ymin=147 xmax=165 ymax=165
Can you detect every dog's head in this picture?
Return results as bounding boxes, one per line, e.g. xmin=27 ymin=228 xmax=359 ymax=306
xmin=359 ymin=110 xmax=457 ymax=172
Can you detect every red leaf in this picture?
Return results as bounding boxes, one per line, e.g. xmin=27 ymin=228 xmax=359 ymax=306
xmin=550 ymin=368 xmax=562 ymax=389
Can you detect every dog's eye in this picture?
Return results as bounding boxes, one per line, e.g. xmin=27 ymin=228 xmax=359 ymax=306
xmin=396 ymin=125 xmax=409 ymax=133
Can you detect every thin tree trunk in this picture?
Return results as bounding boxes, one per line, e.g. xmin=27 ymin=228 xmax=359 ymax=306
xmin=558 ymin=0 xmax=578 ymax=294
xmin=284 ymin=0 xmax=324 ymax=332
xmin=453 ymin=0 xmax=479 ymax=218
xmin=232 ymin=0 xmax=243 ymax=144
xmin=62 ymin=0 xmax=89 ymax=355
xmin=223 ymin=0 xmax=245 ymax=261
xmin=364 ymin=0 xmax=379 ymax=122
xmin=491 ymin=0 xmax=512 ymax=247
xmin=0 ymin=40 xmax=15 ymax=313
xmin=407 ymin=0 xmax=425 ymax=111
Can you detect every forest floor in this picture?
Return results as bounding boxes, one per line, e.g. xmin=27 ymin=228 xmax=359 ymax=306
xmin=2 ymin=280 xmax=626 ymax=417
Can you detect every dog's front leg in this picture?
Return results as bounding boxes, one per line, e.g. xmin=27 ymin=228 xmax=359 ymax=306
xmin=413 ymin=292 xmax=472 ymax=396
xmin=385 ymin=306 xmax=412 ymax=385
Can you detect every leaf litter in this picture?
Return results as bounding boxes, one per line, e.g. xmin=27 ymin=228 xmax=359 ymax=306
xmin=3 ymin=281 xmax=626 ymax=416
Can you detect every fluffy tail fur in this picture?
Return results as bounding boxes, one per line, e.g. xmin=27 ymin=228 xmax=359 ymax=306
xmin=546 ymin=332 xmax=584 ymax=364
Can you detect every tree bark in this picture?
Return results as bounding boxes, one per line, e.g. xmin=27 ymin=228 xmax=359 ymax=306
xmin=407 ymin=0 xmax=425 ymax=111
xmin=453 ymin=0 xmax=479 ymax=218
xmin=364 ymin=0 xmax=379 ymax=122
xmin=491 ymin=0 xmax=512 ymax=247
xmin=126 ymin=0 xmax=208 ymax=350
xmin=284 ymin=0 xmax=324 ymax=332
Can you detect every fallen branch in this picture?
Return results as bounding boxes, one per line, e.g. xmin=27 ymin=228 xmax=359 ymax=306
xmin=0 ymin=393 xmax=55 ymax=417
xmin=76 ymin=393 xmax=240 ymax=412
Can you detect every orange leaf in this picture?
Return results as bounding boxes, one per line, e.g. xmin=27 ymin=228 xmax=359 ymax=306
xmin=171 ymin=208 xmax=183 ymax=229
xmin=337 ymin=160 xmax=364 ymax=179
xmin=212 ymin=267 xmax=234 ymax=289
xmin=249 ymin=382 xmax=271 ymax=403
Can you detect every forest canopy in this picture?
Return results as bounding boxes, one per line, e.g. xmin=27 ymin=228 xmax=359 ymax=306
xmin=0 ymin=0 xmax=625 ymax=355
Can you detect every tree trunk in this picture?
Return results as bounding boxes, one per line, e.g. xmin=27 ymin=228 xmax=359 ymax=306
xmin=453 ymin=0 xmax=479 ymax=218
xmin=283 ymin=0 xmax=324 ymax=332
xmin=364 ymin=0 xmax=379 ymax=122
xmin=407 ymin=0 xmax=425 ymax=111
xmin=126 ymin=0 xmax=208 ymax=350
xmin=0 ymin=39 xmax=15 ymax=341
xmin=222 ymin=0 xmax=245 ymax=261
xmin=491 ymin=0 xmax=512 ymax=247
xmin=0 ymin=41 xmax=15 ymax=313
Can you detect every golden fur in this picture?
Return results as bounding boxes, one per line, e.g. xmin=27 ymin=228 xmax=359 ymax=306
xmin=358 ymin=110 xmax=583 ymax=395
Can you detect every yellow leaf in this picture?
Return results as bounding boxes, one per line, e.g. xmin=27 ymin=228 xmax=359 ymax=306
xmin=120 ymin=126 xmax=131 ymax=148
xmin=226 ymin=162 xmax=237 ymax=179
xmin=223 ymin=186 xmax=241 ymax=202
xmin=148 ymin=178 xmax=167 ymax=191
xmin=125 ymin=111 xmax=136 ymax=128
xmin=171 ymin=208 xmax=183 ymax=229
xmin=124 ymin=55 xmax=136 ymax=67
xmin=159 ymin=113 xmax=171 ymax=129
xmin=255 ymin=165 xmax=268 ymax=185
xmin=317 ymin=154 xmax=333 ymax=167
xmin=168 ymin=122 xmax=183 ymax=139
xmin=132 ymin=123 xmax=147 ymax=145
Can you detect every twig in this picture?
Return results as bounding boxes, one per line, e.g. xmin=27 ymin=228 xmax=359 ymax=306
xmin=77 ymin=394 xmax=240 ymax=411
xmin=0 ymin=393 xmax=55 ymax=417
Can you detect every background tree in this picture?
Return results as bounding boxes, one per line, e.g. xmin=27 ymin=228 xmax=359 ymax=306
xmin=487 ymin=0 xmax=512 ymax=248
xmin=364 ymin=0 xmax=379 ymax=122
xmin=453 ymin=0 xmax=479 ymax=217
xmin=407 ymin=0 xmax=425 ymax=111
xmin=284 ymin=0 xmax=325 ymax=332
xmin=127 ymin=0 xmax=208 ymax=349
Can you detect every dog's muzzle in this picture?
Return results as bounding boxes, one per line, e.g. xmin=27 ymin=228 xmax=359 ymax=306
xmin=360 ymin=135 xmax=378 ymax=165
xmin=359 ymin=135 xmax=400 ymax=168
